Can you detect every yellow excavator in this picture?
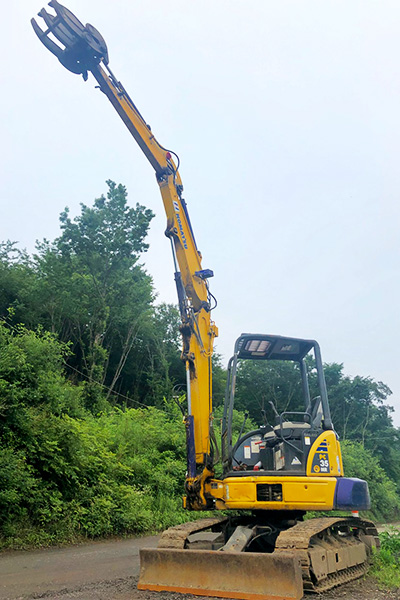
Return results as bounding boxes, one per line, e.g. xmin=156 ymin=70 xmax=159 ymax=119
xmin=32 ymin=4 xmax=379 ymax=599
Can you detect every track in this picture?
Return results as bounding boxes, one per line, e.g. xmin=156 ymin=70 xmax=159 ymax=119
xmin=275 ymin=516 xmax=379 ymax=592
xmin=158 ymin=517 xmax=227 ymax=549
xmin=156 ymin=516 xmax=379 ymax=594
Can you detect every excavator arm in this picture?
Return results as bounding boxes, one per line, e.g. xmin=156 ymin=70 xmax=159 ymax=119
xmin=32 ymin=0 xmax=217 ymax=508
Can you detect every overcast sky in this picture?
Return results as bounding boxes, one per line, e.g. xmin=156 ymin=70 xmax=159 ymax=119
xmin=2 ymin=1 xmax=400 ymax=425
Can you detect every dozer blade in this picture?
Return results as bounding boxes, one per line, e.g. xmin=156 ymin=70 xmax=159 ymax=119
xmin=138 ymin=548 xmax=303 ymax=600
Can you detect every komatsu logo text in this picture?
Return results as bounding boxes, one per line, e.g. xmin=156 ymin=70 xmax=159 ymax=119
xmin=173 ymin=201 xmax=188 ymax=249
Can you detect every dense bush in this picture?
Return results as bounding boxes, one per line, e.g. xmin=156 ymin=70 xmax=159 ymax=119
xmin=0 ymin=322 xmax=190 ymax=548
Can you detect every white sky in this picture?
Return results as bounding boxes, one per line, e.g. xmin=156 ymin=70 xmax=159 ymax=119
xmin=2 ymin=1 xmax=400 ymax=425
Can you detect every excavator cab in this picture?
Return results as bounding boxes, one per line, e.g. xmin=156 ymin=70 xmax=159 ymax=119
xmin=222 ymin=334 xmax=333 ymax=476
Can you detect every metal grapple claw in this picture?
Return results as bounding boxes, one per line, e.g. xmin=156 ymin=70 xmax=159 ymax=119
xmin=31 ymin=0 xmax=108 ymax=80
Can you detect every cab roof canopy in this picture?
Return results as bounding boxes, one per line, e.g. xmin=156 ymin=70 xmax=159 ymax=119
xmin=235 ymin=333 xmax=316 ymax=361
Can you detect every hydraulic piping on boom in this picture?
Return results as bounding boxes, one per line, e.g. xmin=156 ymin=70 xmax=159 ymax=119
xmin=32 ymin=4 xmax=379 ymax=600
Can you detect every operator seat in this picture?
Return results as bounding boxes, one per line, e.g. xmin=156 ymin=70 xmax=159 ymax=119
xmin=264 ymin=421 xmax=311 ymax=445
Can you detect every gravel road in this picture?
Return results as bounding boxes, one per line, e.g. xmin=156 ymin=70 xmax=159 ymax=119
xmin=0 ymin=535 xmax=398 ymax=600
xmin=0 ymin=536 xmax=157 ymax=600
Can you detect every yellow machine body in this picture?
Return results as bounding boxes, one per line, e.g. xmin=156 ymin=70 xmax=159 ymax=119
xmin=210 ymin=476 xmax=337 ymax=512
xmin=196 ymin=430 xmax=344 ymax=511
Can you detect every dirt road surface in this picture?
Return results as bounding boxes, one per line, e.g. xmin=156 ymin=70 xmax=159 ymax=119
xmin=0 ymin=536 xmax=157 ymax=600
xmin=1 ymin=536 xmax=398 ymax=600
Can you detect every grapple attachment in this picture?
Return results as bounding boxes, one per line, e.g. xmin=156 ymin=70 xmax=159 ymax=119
xmin=138 ymin=548 xmax=303 ymax=600
xmin=31 ymin=0 xmax=108 ymax=80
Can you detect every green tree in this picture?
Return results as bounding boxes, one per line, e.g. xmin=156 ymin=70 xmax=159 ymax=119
xmin=0 ymin=243 xmax=37 ymax=326
xmin=321 ymin=363 xmax=393 ymax=443
xmin=31 ymin=181 xmax=155 ymax=405
xmin=145 ymin=303 xmax=185 ymax=404
xmin=212 ymin=351 xmax=227 ymax=408
xmin=234 ymin=359 xmax=304 ymax=425
xmin=0 ymin=184 xmax=199 ymax=408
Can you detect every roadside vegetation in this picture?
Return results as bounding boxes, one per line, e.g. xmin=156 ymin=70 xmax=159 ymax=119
xmin=371 ymin=530 xmax=400 ymax=589
xmin=0 ymin=182 xmax=399 ymax=553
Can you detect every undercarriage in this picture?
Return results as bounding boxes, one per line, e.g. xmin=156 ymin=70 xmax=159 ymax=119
xmin=138 ymin=515 xmax=379 ymax=599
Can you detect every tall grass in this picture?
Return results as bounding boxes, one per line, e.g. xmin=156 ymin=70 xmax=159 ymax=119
xmin=370 ymin=530 xmax=400 ymax=589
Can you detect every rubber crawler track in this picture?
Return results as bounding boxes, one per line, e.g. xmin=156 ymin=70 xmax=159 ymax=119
xmin=158 ymin=516 xmax=379 ymax=594
xmin=158 ymin=517 xmax=228 ymax=549
xmin=275 ymin=516 xmax=379 ymax=593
